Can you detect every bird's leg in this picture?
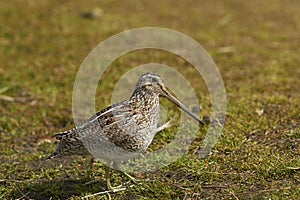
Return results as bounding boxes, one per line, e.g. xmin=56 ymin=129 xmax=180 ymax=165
xmin=105 ymin=165 xmax=126 ymax=191
xmin=83 ymin=166 xmax=128 ymax=199
xmin=156 ymin=119 xmax=173 ymax=133
xmin=105 ymin=165 xmax=113 ymax=190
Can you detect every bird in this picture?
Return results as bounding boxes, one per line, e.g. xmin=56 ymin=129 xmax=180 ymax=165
xmin=46 ymin=72 xmax=204 ymax=190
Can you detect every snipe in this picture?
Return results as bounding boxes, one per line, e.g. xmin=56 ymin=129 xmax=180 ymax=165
xmin=47 ymin=72 xmax=204 ymax=190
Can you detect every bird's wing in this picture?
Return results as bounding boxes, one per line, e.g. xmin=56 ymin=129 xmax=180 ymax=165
xmin=76 ymin=100 xmax=146 ymax=152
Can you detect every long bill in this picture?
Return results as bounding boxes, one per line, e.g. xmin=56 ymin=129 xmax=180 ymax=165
xmin=164 ymin=90 xmax=204 ymax=126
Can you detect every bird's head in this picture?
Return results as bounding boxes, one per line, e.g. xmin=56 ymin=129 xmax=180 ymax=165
xmin=135 ymin=72 xmax=204 ymax=125
xmin=135 ymin=72 xmax=166 ymax=95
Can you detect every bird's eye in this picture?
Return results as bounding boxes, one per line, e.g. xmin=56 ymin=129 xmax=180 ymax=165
xmin=151 ymin=78 xmax=158 ymax=82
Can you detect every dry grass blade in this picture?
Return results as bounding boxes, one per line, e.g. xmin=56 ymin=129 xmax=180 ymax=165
xmin=0 ymin=86 xmax=13 ymax=95
xmin=0 ymin=95 xmax=15 ymax=102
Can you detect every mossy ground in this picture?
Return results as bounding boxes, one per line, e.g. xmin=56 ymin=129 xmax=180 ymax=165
xmin=0 ymin=0 xmax=299 ymax=199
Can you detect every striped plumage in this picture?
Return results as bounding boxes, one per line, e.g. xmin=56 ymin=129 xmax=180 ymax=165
xmin=46 ymin=72 xmax=204 ymax=190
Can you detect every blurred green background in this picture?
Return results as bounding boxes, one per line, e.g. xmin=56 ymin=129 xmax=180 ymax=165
xmin=0 ymin=0 xmax=299 ymax=199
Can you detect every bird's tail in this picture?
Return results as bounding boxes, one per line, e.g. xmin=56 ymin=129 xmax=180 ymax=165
xmin=46 ymin=128 xmax=77 ymax=160
xmin=53 ymin=128 xmax=75 ymax=140
xmin=46 ymin=151 xmax=58 ymax=160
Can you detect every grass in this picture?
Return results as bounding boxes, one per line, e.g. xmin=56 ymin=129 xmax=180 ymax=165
xmin=0 ymin=0 xmax=299 ymax=199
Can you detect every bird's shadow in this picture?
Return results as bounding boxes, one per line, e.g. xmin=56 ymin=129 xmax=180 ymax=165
xmin=9 ymin=178 xmax=107 ymax=200
xmin=6 ymin=155 xmax=111 ymax=199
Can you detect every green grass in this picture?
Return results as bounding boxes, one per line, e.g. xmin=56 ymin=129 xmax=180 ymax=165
xmin=0 ymin=0 xmax=299 ymax=199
